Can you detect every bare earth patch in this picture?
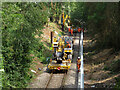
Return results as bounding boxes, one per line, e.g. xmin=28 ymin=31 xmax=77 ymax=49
xmin=84 ymin=32 xmax=120 ymax=88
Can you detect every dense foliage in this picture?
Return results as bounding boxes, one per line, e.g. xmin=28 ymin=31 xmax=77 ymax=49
xmin=2 ymin=2 xmax=49 ymax=88
xmin=1 ymin=2 xmax=66 ymax=88
xmin=71 ymin=2 xmax=120 ymax=49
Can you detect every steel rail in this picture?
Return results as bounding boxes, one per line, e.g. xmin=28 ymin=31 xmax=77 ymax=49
xmin=45 ymin=71 xmax=53 ymax=89
xmin=60 ymin=71 xmax=67 ymax=89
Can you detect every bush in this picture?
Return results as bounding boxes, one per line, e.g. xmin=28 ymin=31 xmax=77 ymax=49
xmin=110 ymin=59 xmax=120 ymax=73
xmin=115 ymin=77 xmax=120 ymax=89
xmin=104 ymin=59 xmax=120 ymax=73
xmin=2 ymin=2 xmax=49 ymax=88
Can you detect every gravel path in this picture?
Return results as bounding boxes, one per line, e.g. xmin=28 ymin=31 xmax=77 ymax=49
xmin=28 ymin=67 xmax=51 ymax=88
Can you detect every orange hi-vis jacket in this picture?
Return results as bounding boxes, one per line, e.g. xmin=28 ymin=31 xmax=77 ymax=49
xmin=66 ymin=43 xmax=71 ymax=48
xmin=68 ymin=28 xmax=71 ymax=32
xmin=77 ymin=59 xmax=81 ymax=64
xmin=71 ymin=28 xmax=73 ymax=35
xmin=77 ymin=59 xmax=81 ymax=70
xmin=78 ymin=27 xmax=81 ymax=32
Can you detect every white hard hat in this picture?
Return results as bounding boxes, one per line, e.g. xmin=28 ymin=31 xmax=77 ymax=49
xmin=78 ymin=57 xmax=80 ymax=59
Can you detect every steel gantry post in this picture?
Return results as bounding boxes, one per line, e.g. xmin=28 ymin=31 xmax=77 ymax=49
xmin=80 ymin=30 xmax=84 ymax=89
xmin=78 ymin=31 xmax=81 ymax=90
xmin=75 ymin=19 xmax=84 ymax=90
xmin=78 ymin=29 xmax=84 ymax=90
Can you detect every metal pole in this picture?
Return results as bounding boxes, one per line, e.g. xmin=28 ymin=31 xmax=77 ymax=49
xmin=51 ymin=32 xmax=53 ymax=44
xmin=80 ymin=31 xmax=84 ymax=89
xmin=79 ymin=32 xmax=81 ymax=57
xmin=78 ymin=31 xmax=81 ymax=90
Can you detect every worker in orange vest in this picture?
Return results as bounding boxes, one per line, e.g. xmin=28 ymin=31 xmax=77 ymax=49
xmin=71 ymin=27 xmax=73 ymax=36
xmin=68 ymin=26 xmax=71 ymax=36
xmin=66 ymin=41 xmax=71 ymax=48
xmin=77 ymin=57 xmax=81 ymax=72
xmin=78 ymin=27 xmax=81 ymax=33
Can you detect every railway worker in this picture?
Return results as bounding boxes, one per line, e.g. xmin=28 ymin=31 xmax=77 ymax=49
xmin=77 ymin=57 xmax=81 ymax=72
xmin=66 ymin=41 xmax=71 ymax=48
xmin=78 ymin=27 xmax=81 ymax=33
xmin=68 ymin=26 xmax=71 ymax=36
xmin=71 ymin=27 xmax=73 ymax=36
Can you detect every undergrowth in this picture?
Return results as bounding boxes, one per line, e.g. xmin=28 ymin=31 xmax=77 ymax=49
xmin=104 ymin=59 xmax=120 ymax=73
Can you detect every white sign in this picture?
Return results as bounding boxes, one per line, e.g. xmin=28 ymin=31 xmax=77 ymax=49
xmin=55 ymin=31 xmax=58 ymax=35
xmin=0 ymin=69 xmax=4 ymax=72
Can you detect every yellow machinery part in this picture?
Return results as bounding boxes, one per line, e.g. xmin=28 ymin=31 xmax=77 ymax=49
xmin=53 ymin=37 xmax=57 ymax=42
xmin=48 ymin=64 xmax=71 ymax=70
xmin=64 ymin=50 xmax=72 ymax=52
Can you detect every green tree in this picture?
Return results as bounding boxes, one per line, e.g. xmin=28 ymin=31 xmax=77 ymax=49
xmin=2 ymin=2 xmax=48 ymax=88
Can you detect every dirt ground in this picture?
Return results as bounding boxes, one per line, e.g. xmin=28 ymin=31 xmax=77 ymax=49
xmin=83 ymin=31 xmax=120 ymax=88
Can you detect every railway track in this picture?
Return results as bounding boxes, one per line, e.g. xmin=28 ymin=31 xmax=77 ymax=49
xmin=45 ymin=71 xmax=67 ymax=89
xmin=45 ymin=33 xmax=78 ymax=89
xmin=60 ymin=72 xmax=67 ymax=88
xmin=45 ymin=72 xmax=53 ymax=89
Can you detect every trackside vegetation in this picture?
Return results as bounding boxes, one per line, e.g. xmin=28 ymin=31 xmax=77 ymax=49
xmin=2 ymin=2 xmax=49 ymax=88
xmin=1 ymin=2 xmax=71 ymax=88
